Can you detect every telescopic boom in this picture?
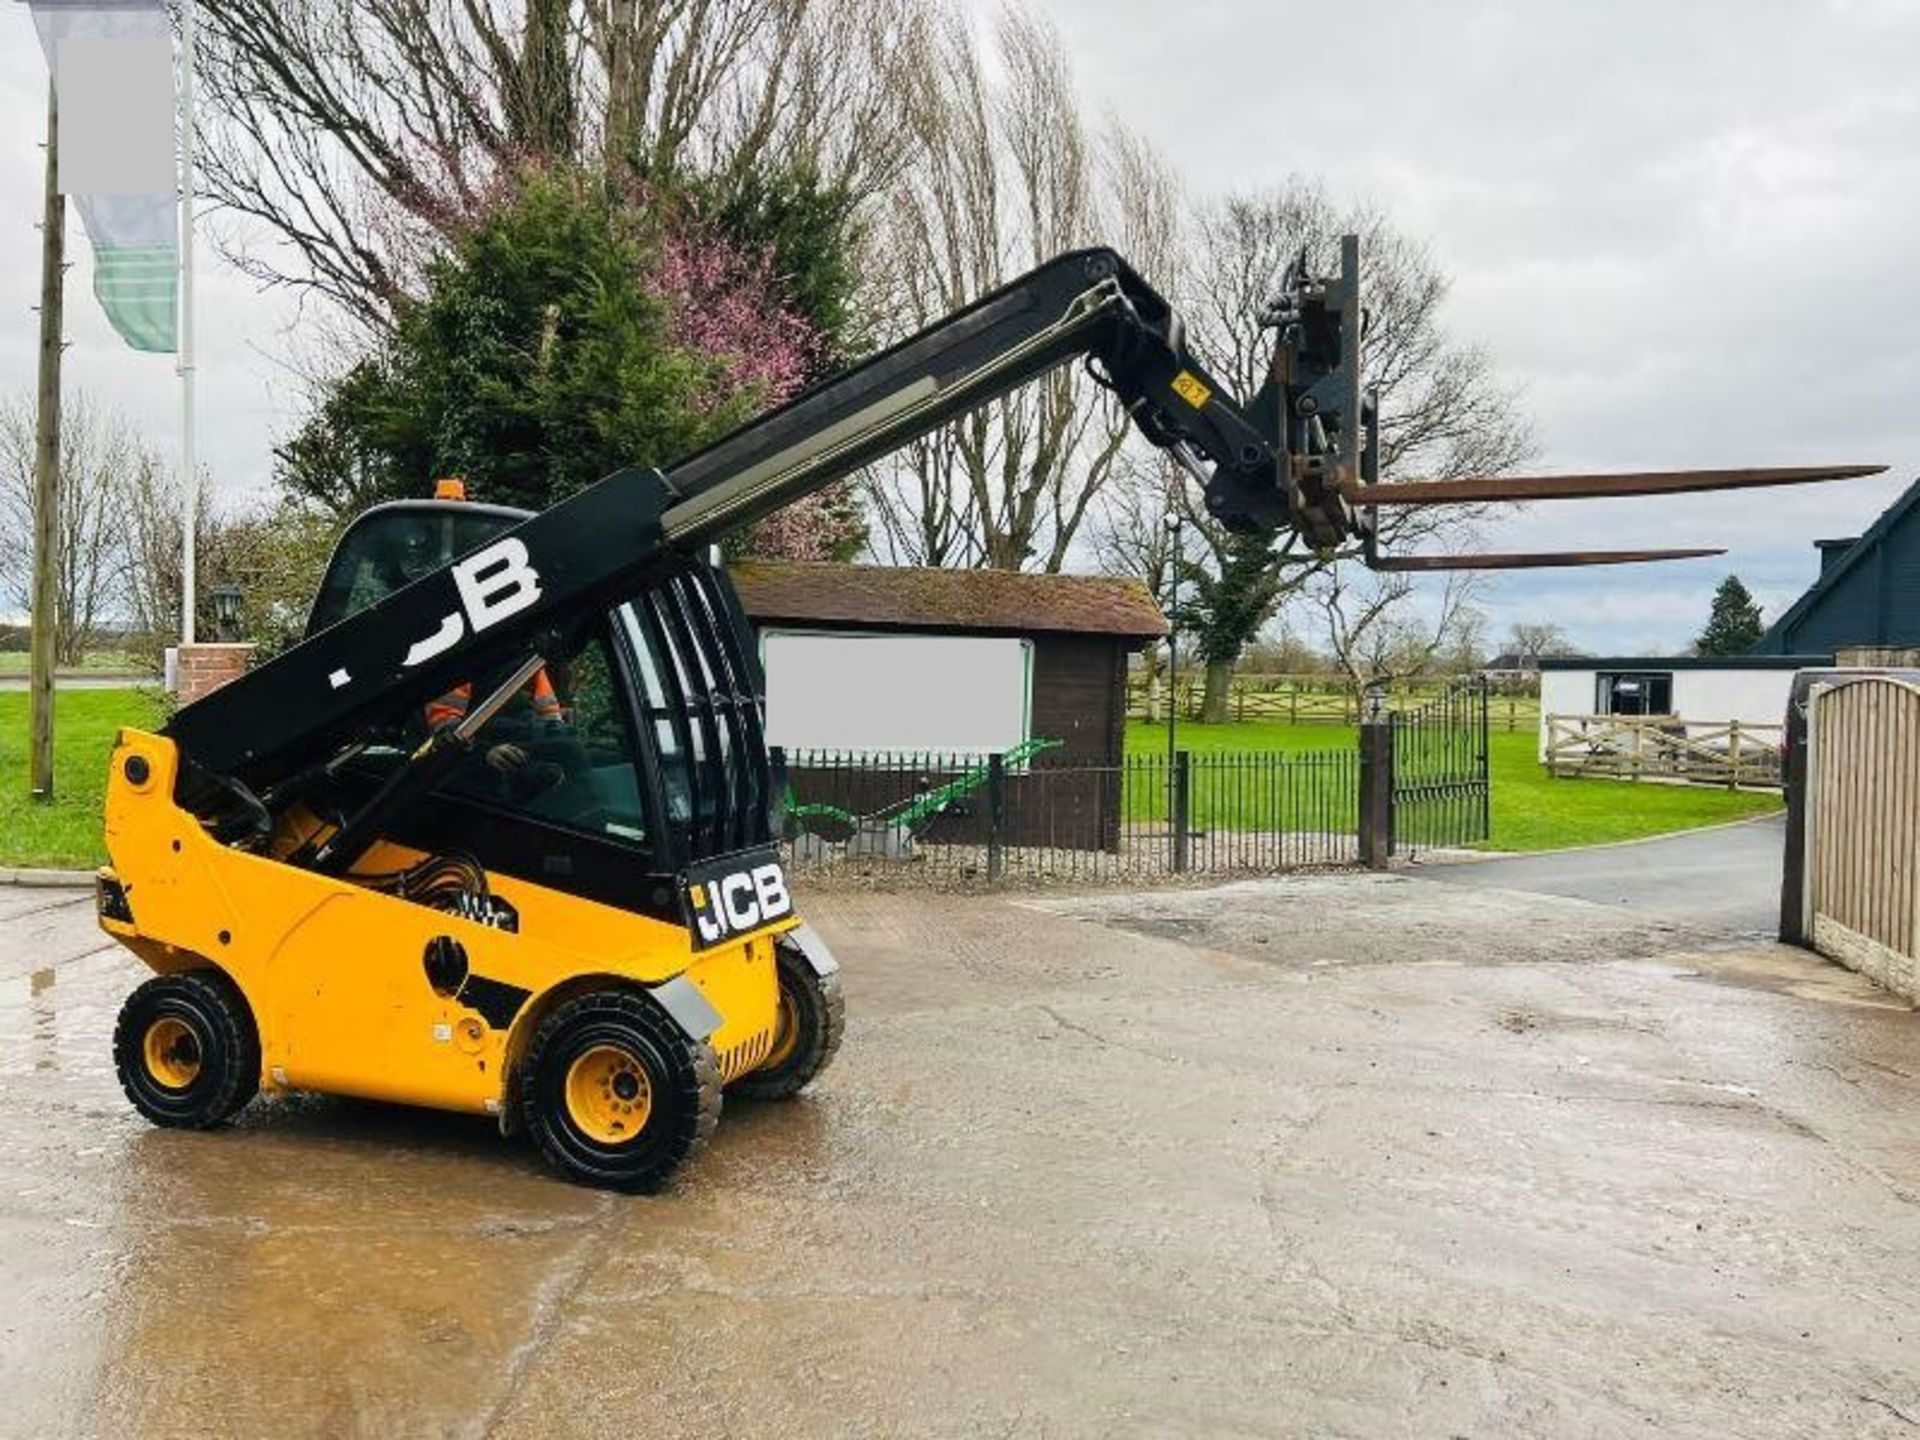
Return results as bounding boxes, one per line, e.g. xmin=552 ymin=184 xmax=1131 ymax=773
xmin=164 ymin=239 xmax=1882 ymax=789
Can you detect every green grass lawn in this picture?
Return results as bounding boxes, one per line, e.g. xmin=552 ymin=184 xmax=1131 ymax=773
xmin=1125 ymin=719 xmax=1781 ymax=852
xmin=1120 ymin=726 xmax=1356 ymax=834
xmin=0 ymin=693 xmax=1779 ymax=869
xmin=1479 ymin=730 xmax=1780 ymax=851
xmin=1 ymin=688 xmax=164 ymax=868
xmin=0 ymin=649 xmax=148 ymax=674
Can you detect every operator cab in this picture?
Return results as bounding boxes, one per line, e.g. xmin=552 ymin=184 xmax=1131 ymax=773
xmin=306 ymin=486 xmax=532 ymax=636
xmin=304 ymin=483 xmax=773 ymax=914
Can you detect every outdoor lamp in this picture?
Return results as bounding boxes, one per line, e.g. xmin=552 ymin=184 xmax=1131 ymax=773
xmin=210 ymin=583 xmax=244 ymax=642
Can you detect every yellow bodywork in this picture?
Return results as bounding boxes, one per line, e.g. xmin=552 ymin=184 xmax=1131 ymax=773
xmin=98 ymin=729 xmax=792 ymax=1117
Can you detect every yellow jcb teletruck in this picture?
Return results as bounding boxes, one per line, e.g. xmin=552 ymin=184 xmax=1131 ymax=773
xmin=95 ymin=241 xmax=1881 ymax=1189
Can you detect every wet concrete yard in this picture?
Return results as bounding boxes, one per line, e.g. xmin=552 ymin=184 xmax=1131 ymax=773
xmin=3 ymin=871 xmax=1919 ymax=1437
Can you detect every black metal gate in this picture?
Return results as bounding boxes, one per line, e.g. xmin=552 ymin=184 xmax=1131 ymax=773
xmin=1390 ymin=680 xmax=1491 ymax=852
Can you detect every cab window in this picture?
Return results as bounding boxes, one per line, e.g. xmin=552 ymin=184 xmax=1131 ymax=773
xmin=434 ymin=637 xmax=649 ymax=847
xmin=308 ymin=506 xmax=523 ymax=635
xmin=618 ymin=601 xmax=694 ymax=833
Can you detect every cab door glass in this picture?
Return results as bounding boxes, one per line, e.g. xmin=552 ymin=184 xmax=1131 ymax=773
xmin=618 ymin=601 xmax=699 ymax=836
xmin=436 ymin=637 xmax=648 ymax=847
xmin=683 ymin=571 xmax=766 ymax=830
xmin=655 ymin=584 xmax=734 ymax=844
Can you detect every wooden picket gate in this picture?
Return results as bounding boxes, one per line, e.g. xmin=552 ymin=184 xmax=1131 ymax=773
xmin=1544 ymin=714 xmax=1783 ymax=788
xmin=1804 ymin=676 xmax=1920 ymax=1000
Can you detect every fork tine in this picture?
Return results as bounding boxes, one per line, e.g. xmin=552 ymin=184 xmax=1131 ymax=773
xmin=1344 ymin=464 xmax=1885 ymax=506
xmin=1368 ymin=548 xmax=1725 ymax=572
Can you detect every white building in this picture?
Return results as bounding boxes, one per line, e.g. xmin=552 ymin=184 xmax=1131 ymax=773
xmin=1536 ymin=655 xmax=1825 ymax=760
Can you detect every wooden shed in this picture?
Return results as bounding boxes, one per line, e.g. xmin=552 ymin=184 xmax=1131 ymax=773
xmin=728 ymin=561 xmax=1167 ymax=849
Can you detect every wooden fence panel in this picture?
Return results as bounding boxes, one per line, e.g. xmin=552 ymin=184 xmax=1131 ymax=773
xmin=1127 ymin=675 xmax=1540 ymax=731
xmin=1544 ymin=714 xmax=1782 ymax=788
xmin=1807 ymin=678 xmax=1920 ymax=1000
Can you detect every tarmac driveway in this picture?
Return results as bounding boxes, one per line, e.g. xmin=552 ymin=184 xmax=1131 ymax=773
xmin=1424 ymin=813 xmax=1787 ymax=936
xmin=4 ymin=860 xmax=1918 ymax=1438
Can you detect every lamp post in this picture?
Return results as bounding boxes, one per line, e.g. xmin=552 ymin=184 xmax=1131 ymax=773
xmin=209 ymin=583 xmax=243 ymax=643
xmin=1163 ymin=511 xmax=1183 ymax=768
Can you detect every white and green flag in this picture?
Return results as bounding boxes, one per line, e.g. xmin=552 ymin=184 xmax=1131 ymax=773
xmin=31 ymin=0 xmax=178 ymax=353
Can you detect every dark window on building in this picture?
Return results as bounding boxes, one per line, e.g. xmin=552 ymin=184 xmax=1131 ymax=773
xmin=1596 ymin=671 xmax=1674 ymax=716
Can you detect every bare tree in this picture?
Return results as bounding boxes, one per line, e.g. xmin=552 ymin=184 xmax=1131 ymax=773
xmin=1504 ymin=621 xmax=1581 ymax=662
xmin=1089 ymin=453 xmax=1182 ymax=609
xmin=1189 ymin=184 xmax=1530 ymax=489
xmin=116 ymin=461 xmax=346 ymax=664
xmin=1313 ymin=564 xmax=1486 ymax=697
xmin=0 ymin=395 xmax=158 ymax=665
xmin=863 ymin=5 xmax=1179 ymax=572
xmin=198 ymin=0 xmax=926 ymax=328
xmin=1089 ymin=450 xmax=1186 ymax=715
xmin=117 ymin=452 xmax=199 ymax=660
xmin=1240 ymin=625 xmax=1332 ymax=677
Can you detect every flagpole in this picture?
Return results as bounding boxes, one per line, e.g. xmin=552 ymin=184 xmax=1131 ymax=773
xmin=177 ymin=0 xmax=196 ymax=647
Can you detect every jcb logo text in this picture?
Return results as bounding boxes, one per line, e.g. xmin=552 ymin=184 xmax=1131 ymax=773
xmin=688 ymin=863 xmax=792 ymax=947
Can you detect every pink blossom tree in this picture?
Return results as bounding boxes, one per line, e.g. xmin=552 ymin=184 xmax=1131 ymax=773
xmin=650 ymin=218 xmax=865 ymax=562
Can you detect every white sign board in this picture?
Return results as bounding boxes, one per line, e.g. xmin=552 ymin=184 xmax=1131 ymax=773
xmin=761 ymin=630 xmax=1033 ymax=755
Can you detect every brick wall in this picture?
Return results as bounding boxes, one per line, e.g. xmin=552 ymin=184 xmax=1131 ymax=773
xmin=175 ymin=643 xmax=256 ymax=705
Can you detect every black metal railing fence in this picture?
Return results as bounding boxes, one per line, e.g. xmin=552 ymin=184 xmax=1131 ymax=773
xmin=778 ymin=747 xmax=1360 ymax=884
xmin=1388 ymin=679 xmax=1492 ymax=853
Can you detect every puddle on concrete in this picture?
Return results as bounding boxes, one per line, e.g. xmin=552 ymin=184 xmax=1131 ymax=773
xmin=6 ymin=883 xmax=1920 ymax=1437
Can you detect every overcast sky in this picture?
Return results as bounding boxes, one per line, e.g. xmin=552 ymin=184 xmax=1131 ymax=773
xmin=1040 ymin=0 xmax=1920 ymax=650
xmin=2 ymin=1 xmax=1916 ymax=653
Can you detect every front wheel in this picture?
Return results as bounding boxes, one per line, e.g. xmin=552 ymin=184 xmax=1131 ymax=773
xmin=520 ymin=990 xmax=721 ymax=1192
xmin=731 ymin=941 xmax=844 ymax=1101
xmin=113 ymin=970 xmax=261 ymax=1129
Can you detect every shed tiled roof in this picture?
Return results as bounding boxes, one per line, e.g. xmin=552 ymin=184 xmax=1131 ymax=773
xmin=729 ymin=560 xmax=1168 ymax=640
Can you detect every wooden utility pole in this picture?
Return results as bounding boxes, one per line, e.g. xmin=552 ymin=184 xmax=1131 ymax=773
xmin=28 ymin=76 xmax=66 ymax=803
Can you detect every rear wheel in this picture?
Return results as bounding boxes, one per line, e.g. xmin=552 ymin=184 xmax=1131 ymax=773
xmin=731 ymin=944 xmax=844 ymax=1101
xmin=113 ymin=971 xmax=260 ymax=1129
xmin=521 ymin=990 xmax=721 ymax=1192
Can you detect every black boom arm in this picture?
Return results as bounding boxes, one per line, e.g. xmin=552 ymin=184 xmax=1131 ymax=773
xmin=165 ymin=235 xmax=1881 ymax=790
xmin=656 ymin=249 xmax=1278 ymax=547
xmin=166 ymin=247 xmax=1287 ymax=784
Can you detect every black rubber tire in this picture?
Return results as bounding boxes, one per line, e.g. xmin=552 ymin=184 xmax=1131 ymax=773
xmin=520 ymin=990 xmax=721 ymax=1193
xmin=730 ymin=943 xmax=844 ymax=1101
xmin=113 ymin=970 xmax=261 ymax=1129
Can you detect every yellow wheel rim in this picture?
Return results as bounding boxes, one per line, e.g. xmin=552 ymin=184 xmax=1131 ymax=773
xmin=564 ymin=1044 xmax=652 ymax=1145
xmin=765 ymin=989 xmax=801 ymax=1070
xmin=143 ymin=1017 xmax=202 ymax=1089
